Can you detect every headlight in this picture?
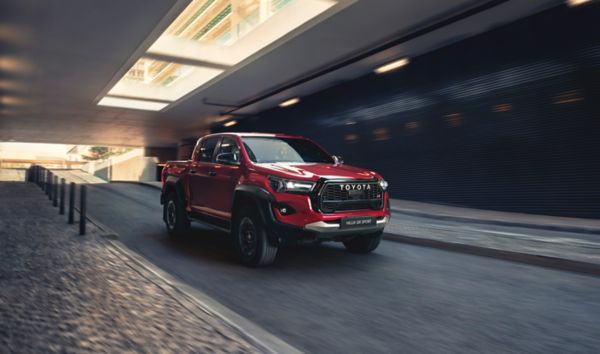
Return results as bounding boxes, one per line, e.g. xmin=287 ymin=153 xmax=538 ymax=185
xmin=269 ymin=176 xmax=315 ymax=193
xmin=379 ymin=179 xmax=388 ymax=191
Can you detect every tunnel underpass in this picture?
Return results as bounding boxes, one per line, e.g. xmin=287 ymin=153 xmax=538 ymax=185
xmin=1 ymin=0 xmax=599 ymax=352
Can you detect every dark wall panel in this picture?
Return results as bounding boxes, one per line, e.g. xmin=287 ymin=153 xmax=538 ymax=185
xmin=216 ymin=4 xmax=600 ymax=218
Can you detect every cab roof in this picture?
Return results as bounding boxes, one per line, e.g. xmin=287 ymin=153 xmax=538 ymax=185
xmin=202 ymin=132 xmax=307 ymax=140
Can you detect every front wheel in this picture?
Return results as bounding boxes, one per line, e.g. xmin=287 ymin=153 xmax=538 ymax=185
xmin=232 ymin=206 xmax=278 ymax=267
xmin=343 ymin=231 xmax=382 ymax=253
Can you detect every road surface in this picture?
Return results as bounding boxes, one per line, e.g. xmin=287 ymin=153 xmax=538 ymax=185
xmin=86 ymin=183 xmax=600 ymax=353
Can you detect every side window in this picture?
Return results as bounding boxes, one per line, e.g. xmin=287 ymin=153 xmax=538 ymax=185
xmin=215 ymin=137 xmax=241 ymax=164
xmin=196 ymin=137 xmax=219 ymax=162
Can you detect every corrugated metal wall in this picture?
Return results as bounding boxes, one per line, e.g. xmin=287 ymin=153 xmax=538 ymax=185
xmin=217 ymin=4 xmax=600 ymax=218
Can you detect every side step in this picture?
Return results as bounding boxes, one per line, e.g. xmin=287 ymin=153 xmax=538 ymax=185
xmin=189 ymin=211 xmax=231 ymax=234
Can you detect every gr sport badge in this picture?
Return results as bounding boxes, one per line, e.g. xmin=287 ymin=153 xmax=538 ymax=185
xmin=339 ymin=184 xmax=372 ymax=191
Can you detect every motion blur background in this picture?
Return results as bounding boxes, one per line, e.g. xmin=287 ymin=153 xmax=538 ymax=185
xmin=2 ymin=0 xmax=599 ymax=219
xmin=216 ymin=4 xmax=600 ymax=219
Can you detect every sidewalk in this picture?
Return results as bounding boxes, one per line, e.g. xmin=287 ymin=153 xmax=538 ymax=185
xmin=390 ymin=199 xmax=600 ymax=234
xmin=387 ymin=199 xmax=600 ymax=274
xmin=0 ymin=182 xmax=264 ymax=353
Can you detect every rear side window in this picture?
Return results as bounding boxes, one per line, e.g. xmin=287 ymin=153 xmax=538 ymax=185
xmin=196 ymin=137 xmax=219 ymax=162
xmin=215 ymin=137 xmax=241 ymax=163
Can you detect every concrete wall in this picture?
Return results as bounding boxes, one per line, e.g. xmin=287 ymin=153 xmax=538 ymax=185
xmin=82 ymin=149 xmax=159 ymax=182
xmin=144 ymin=147 xmax=177 ymax=163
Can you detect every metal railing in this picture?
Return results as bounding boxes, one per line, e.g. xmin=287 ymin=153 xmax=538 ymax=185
xmin=27 ymin=165 xmax=87 ymax=235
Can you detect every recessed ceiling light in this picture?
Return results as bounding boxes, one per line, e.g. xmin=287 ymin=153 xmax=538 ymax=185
xmin=0 ymin=96 xmax=28 ymax=105
xmin=223 ymin=120 xmax=237 ymax=127
xmin=0 ymin=56 xmax=34 ymax=74
xmin=566 ymin=0 xmax=591 ymax=6
xmin=0 ymin=80 xmax=26 ymax=92
xmin=279 ymin=97 xmax=300 ymax=108
xmin=98 ymin=97 xmax=168 ymax=111
xmin=374 ymin=58 xmax=410 ymax=74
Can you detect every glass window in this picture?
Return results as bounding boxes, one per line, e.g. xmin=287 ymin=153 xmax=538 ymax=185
xmin=242 ymin=137 xmax=333 ymax=164
xmin=215 ymin=137 xmax=241 ymax=163
xmin=197 ymin=137 xmax=219 ymax=162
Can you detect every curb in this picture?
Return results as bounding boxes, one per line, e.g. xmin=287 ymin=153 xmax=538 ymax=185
xmin=78 ymin=209 xmax=120 ymax=240
xmin=383 ymin=233 xmax=600 ymax=277
xmin=104 ymin=238 xmax=302 ymax=354
xmin=111 ymin=180 xmax=162 ymax=190
xmin=390 ymin=208 xmax=600 ymax=236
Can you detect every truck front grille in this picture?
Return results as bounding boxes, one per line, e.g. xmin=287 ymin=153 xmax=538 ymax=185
xmin=318 ymin=181 xmax=383 ymax=213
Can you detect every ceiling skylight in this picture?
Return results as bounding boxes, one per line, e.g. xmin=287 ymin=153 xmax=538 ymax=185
xmin=148 ymin=0 xmax=338 ymax=66
xmin=98 ymin=0 xmax=340 ymax=111
xmin=162 ymin=0 xmax=305 ymax=46
xmin=107 ymin=58 xmax=223 ymax=101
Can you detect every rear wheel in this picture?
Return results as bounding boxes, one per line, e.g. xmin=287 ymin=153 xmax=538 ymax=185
xmin=343 ymin=231 xmax=382 ymax=253
xmin=232 ymin=206 xmax=278 ymax=266
xmin=164 ymin=192 xmax=190 ymax=237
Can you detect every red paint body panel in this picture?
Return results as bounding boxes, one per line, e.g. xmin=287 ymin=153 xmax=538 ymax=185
xmin=162 ymin=133 xmax=390 ymax=229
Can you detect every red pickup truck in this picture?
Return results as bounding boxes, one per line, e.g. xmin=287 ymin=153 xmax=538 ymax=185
xmin=161 ymin=133 xmax=390 ymax=266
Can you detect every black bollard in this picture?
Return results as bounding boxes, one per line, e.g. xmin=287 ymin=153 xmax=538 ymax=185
xmin=48 ymin=172 xmax=53 ymax=200
xmin=68 ymin=182 xmax=75 ymax=224
xmin=53 ymin=175 xmax=58 ymax=207
xmin=47 ymin=171 xmax=51 ymax=194
xmin=60 ymin=178 xmax=66 ymax=215
xmin=79 ymin=185 xmax=87 ymax=235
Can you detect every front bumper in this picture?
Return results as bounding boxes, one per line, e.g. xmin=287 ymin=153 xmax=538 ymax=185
xmin=258 ymin=192 xmax=390 ymax=246
xmin=264 ymin=204 xmax=388 ymax=245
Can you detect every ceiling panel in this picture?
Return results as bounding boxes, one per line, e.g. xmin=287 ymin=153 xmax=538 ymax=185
xmin=0 ymin=0 xmax=563 ymax=147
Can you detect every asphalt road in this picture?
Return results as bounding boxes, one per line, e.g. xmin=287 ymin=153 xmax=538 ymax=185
xmin=86 ymin=183 xmax=600 ymax=353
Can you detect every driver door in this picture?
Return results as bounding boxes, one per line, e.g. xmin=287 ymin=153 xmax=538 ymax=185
xmin=189 ymin=137 xmax=220 ymax=214
xmin=205 ymin=137 xmax=242 ymax=219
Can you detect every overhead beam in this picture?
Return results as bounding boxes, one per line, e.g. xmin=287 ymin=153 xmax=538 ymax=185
xmin=143 ymin=52 xmax=231 ymax=71
xmin=222 ymin=0 xmax=513 ymax=116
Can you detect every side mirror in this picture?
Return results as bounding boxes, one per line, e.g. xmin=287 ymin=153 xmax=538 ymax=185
xmin=216 ymin=152 xmax=239 ymax=165
xmin=333 ymin=155 xmax=344 ymax=164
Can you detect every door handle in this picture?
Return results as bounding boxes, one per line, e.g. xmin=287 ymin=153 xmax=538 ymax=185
xmin=190 ymin=169 xmax=197 ymax=174
xmin=208 ymin=170 xmax=217 ymax=176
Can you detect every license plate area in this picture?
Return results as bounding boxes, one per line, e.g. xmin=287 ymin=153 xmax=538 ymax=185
xmin=340 ymin=216 xmax=376 ymax=229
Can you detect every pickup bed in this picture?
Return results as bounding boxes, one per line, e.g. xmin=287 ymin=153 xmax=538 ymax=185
xmin=161 ymin=132 xmax=389 ymax=266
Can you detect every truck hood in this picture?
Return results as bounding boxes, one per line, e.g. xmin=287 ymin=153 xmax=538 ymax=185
xmin=254 ymin=163 xmax=379 ymax=181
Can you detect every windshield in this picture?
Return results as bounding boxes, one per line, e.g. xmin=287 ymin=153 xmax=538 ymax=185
xmin=242 ymin=137 xmax=334 ymax=164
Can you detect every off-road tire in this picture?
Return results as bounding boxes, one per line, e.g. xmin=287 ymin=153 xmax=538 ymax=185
xmin=232 ymin=205 xmax=278 ymax=266
xmin=164 ymin=192 xmax=190 ymax=237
